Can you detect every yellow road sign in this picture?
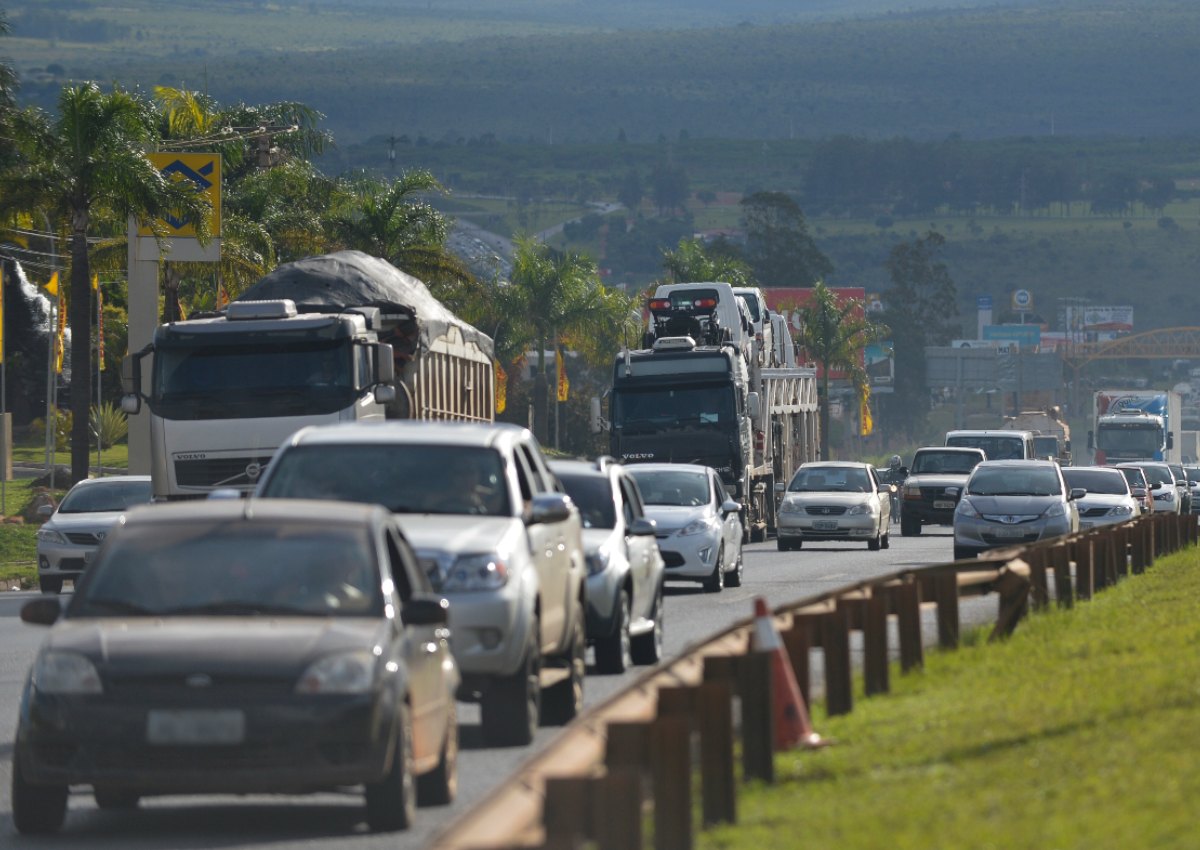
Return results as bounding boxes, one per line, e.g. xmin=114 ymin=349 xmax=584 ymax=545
xmin=139 ymin=152 xmax=222 ymax=238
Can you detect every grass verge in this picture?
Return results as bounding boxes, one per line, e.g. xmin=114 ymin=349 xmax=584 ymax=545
xmin=0 ymin=478 xmax=67 ymax=588
xmin=703 ymin=547 xmax=1200 ymax=850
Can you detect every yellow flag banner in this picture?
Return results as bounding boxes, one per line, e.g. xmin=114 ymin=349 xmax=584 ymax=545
xmin=54 ymin=294 xmax=66 ymax=375
xmin=859 ymin=383 xmax=873 ymax=437
xmin=91 ymin=273 xmax=98 ymax=292
xmin=495 ymin=360 xmax=507 ymax=414
xmin=216 ymin=282 xmax=230 ymax=309
xmin=44 ymin=271 xmax=59 ymax=297
xmin=556 ymin=349 xmax=569 ymax=403
xmin=97 ymin=286 xmax=105 ymax=370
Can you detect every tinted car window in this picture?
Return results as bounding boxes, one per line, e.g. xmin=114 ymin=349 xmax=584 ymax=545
xmin=59 ymin=480 xmax=152 ymax=513
xmin=71 ymin=521 xmax=382 ymax=618
xmin=557 ymin=473 xmax=617 ymax=529
xmin=261 ymin=444 xmax=511 ymax=516
xmin=1063 ymin=469 xmax=1129 ymax=495
xmin=911 ymin=451 xmax=982 ymax=475
xmin=968 ymin=466 xmax=1062 ymax=496
xmin=628 ymin=469 xmax=710 ymax=506
xmin=1137 ymin=464 xmax=1174 ymax=486
xmin=788 ymin=466 xmax=870 ymax=493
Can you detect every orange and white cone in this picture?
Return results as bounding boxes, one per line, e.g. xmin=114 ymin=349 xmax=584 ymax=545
xmin=751 ymin=596 xmax=827 ymax=750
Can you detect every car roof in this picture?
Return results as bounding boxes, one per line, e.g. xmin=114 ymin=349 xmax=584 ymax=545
xmin=283 ymin=421 xmax=531 ymax=450
xmin=973 ymin=460 xmax=1058 ymax=470
xmin=1064 ymin=466 xmax=1124 ymax=475
xmin=549 ymin=459 xmax=611 ymax=479
xmin=914 ymin=446 xmax=986 ymax=455
xmin=118 ymin=497 xmax=393 ymax=529
xmin=66 ymin=475 xmax=152 ymax=489
xmin=800 ymin=461 xmax=871 ymax=469
xmin=624 ymin=463 xmax=713 ymax=475
xmin=947 ymin=429 xmax=1033 ymax=437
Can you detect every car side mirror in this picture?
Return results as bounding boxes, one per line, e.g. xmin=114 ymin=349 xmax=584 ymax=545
xmin=721 ymin=499 xmax=741 ymax=515
xmin=1069 ymin=488 xmax=1087 ymax=501
xmin=402 ymin=595 xmax=449 ymax=627
xmin=528 ymin=493 xmax=572 ymax=525
xmin=21 ymin=597 xmax=63 ymax=626
xmin=628 ymin=518 xmax=657 ymax=537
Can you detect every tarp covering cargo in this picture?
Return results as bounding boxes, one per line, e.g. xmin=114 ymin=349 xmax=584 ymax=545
xmin=238 ymin=250 xmax=494 ymax=359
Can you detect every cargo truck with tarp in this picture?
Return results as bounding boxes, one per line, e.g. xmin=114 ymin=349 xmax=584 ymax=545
xmin=123 ymin=250 xmax=495 ymax=499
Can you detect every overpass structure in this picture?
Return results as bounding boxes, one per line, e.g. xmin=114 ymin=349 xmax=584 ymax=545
xmin=1062 ymin=326 xmax=1200 ymax=411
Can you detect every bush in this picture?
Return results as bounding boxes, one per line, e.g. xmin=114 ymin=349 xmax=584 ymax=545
xmin=26 ymin=409 xmax=72 ymax=451
xmin=90 ymin=402 xmax=129 ymax=447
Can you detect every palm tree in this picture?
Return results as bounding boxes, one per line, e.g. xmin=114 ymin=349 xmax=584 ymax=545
xmin=797 ymin=281 xmax=885 ymax=460
xmin=326 ymin=170 xmax=470 ymax=286
xmin=3 ymin=82 xmax=210 ymax=483
xmin=661 ymin=237 xmax=753 ymax=286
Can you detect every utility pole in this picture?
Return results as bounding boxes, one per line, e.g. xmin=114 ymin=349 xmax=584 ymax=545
xmin=388 ymin=135 xmax=398 ymax=175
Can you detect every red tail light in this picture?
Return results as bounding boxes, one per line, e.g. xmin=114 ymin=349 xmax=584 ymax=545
xmin=694 ymin=298 xmax=718 ymax=309
xmin=1095 ymin=449 xmax=1107 ymax=465
xmin=648 ymin=299 xmax=672 ymax=311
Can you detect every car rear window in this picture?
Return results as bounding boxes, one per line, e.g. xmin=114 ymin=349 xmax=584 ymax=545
xmin=557 ymin=473 xmax=616 ymax=529
xmin=911 ymin=452 xmax=982 ymax=475
xmin=1063 ymin=469 xmax=1129 ymax=495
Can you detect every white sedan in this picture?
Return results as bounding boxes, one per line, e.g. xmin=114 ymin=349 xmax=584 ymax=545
xmin=776 ymin=461 xmax=892 ymax=551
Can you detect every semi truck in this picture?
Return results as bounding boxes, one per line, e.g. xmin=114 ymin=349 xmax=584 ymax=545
xmin=1088 ymin=389 xmax=1182 ymax=465
xmin=122 ymin=250 xmax=495 ymax=499
xmin=608 ymin=289 xmax=820 ymax=540
xmin=1001 ymin=407 xmax=1071 ymax=464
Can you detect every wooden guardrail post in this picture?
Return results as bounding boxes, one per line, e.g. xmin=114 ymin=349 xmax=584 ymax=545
xmin=890 ymin=579 xmax=924 ymax=672
xmin=704 ymin=654 xmax=774 ymax=785
xmin=990 ymin=565 xmax=1031 ymax=641
xmin=697 ymin=681 xmax=736 ymax=827
xmin=1092 ymin=532 xmax=1112 ymax=592
xmin=593 ymin=770 xmax=644 ymax=850
xmin=863 ymin=588 xmax=890 ymax=696
xmin=1113 ymin=527 xmax=1128 ymax=578
xmin=781 ymin=615 xmax=817 ymax=710
xmin=1052 ymin=543 xmax=1073 ymax=608
xmin=1130 ymin=521 xmax=1147 ymax=574
xmin=1026 ymin=546 xmax=1050 ymax=610
xmin=1147 ymin=515 xmax=1157 ymax=566
xmin=1073 ymin=538 xmax=1094 ymax=600
xmin=652 ymin=714 xmax=692 ymax=850
xmin=824 ymin=602 xmax=854 ymax=716
xmin=934 ymin=572 xmax=960 ymax=649
xmin=543 ymin=776 xmax=593 ymax=850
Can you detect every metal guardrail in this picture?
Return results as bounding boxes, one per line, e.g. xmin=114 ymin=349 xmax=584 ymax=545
xmin=429 ymin=512 xmax=1198 ymax=850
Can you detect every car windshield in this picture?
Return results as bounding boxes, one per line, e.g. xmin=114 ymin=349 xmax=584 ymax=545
xmin=967 ymin=466 xmax=1062 ymax=496
xmin=628 ymin=469 xmax=710 ymax=507
xmin=556 ymin=473 xmax=616 ymax=529
xmin=260 ymin=444 xmax=512 ymax=516
xmin=1136 ymin=465 xmax=1174 ymax=486
xmin=70 ymin=520 xmax=382 ymax=618
xmin=1063 ymin=469 xmax=1129 ymax=495
xmin=910 ymin=452 xmax=982 ymax=475
xmin=946 ymin=435 xmax=1026 ymax=460
xmin=788 ymin=466 xmax=871 ymax=493
xmin=1185 ymin=467 xmax=1200 ymax=484
xmin=1118 ymin=468 xmax=1147 ymax=489
xmin=58 ymin=480 xmax=152 ymax=513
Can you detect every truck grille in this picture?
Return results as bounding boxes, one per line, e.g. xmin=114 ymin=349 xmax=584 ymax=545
xmin=174 ymin=456 xmax=273 ymax=488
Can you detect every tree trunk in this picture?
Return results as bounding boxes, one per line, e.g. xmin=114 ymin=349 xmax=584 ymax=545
xmin=819 ymin=373 xmax=830 ymax=461
xmin=69 ymin=224 xmax=92 ymax=485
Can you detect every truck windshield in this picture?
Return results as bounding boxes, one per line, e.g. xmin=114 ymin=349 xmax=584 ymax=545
xmin=1033 ymin=437 xmax=1059 ymax=457
xmin=152 ymin=338 xmax=356 ymax=420
xmin=612 ymin=385 xmax=735 ymax=434
xmin=1096 ymin=425 xmax=1161 ymax=455
xmin=260 ymin=444 xmax=512 ymax=517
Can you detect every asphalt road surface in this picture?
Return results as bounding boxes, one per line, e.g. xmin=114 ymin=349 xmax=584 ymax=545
xmin=0 ymin=528 xmax=991 ymax=848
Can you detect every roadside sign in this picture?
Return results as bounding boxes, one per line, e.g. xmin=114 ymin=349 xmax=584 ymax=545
xmin=1011 ymin=289 xmax=1033 ymax=312
xmin=139 ymin=153 xmax=222 ymax=238
xmin=977 ymin=295 xmax=993 ymax=310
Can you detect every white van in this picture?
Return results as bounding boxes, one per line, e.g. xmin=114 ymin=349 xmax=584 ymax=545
xmin=650 ymin=282 xmax=752 ymax=359
xmin=946 ymin=429 xmax=1037 ymax=460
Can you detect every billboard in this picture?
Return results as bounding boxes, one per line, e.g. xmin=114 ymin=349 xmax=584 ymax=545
xmin=983 ymin=323 xmax=1041 ymax=350
xmin=764 ymin=287 xmax=867 ymax=380
xmin=864 ymin=341 xmax=894 ymax=391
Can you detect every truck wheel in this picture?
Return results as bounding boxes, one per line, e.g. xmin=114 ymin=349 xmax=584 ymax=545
xmin=631 ymin=586 xmax=664 ymax=665
xmin=900 ymin=515 xmax=921 ymax=537
xmin=416 ymin=701 xmax=458 ymax=807
xmin=481 ymin=629 xmax=540 ymax=747
xmin=364 ymin=704 xmax=415 ymax=831
xmin=12 ymin=756 xmax=67 ymax=835
xmin=541 ymin=611 xmax=585 ymax=725
xmin=703 ymin=545 xmax=725 ymax=593
xmin=594 ymin=590 xmax=632 ymax=674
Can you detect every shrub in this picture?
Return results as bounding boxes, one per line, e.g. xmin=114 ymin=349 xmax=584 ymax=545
xmin=90 ymin=402 xmax=129 ymax=447
xmin=26 ymin=409 xmax=72 ymax=451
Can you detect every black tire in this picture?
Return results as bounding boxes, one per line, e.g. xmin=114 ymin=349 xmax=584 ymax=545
xmin=631 ymin=586 xmax=664 ymax=666
xmin=725 ymin=544 xmax=744 ymax=587
xmin=703 ymin=545 xmax=725 ymax=593
xmin=541 ymin=609 xmax=585 ymax=726
xmin=900 ymin=515 xmax=921 ymax=537
xmin=365 ymin=704 xmax=415 ymax=832
xmin=881 ymin=530 xmax=890 ymax=550
xmin=12 ymin=754 xmax=68 ymax=835
xmin=953 ymin=545 xmax=977 ymax=561
xmin=39 ymin=577 xmax=63 ymax=595
xmin=777 ymin=538 xmax=791 ymax=552
xmin=594 ymin=589 xmax=632 ymax=674
xmin=867 ymin=532 xmax=881 ymax=551
xmin=481 ymin=628 xmax=540 ymax=747
xmin=93 ymin=788 xmax=140 ymax=810
xmin=416 ymin=700 xmax=458 ymax=807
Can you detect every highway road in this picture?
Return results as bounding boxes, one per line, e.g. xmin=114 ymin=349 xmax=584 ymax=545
xmin=0 ymin=529 xmax=988 ymax=847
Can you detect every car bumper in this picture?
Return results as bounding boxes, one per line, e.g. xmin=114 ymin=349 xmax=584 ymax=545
xmin=776 ymin=512 xmax=880 ymax=541
xmin=954 ymin=515 xmax=1073 ymax=550
xmin=899 ymin=499 xmax=956 ymax=525
xmin=443 ymin=581 xmax=536 ymax=684
xmin=655 ymin=529 xmax=722 ymax=580
xmin=36 ymin=540 xmax=99 ymax=580
xmin=17 ymin=688 xmax=397 ymax=794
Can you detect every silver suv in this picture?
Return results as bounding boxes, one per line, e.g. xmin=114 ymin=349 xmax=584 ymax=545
xmin=256 ymin=421 xmax=587 ymax=747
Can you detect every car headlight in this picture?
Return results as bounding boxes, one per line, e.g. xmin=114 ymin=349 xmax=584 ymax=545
xmin=847 ymin=501 xmax=875 ymax=516
xmin=36 ymin=527 xmax=67 ymax=545
xmin=1043 ymin=502 xmax=1066 ymax=518
xmin=442 ymin=553 xmax=509 ymax=591
xmin=779 ymin=498 xmax=804 ymax=514
xmin=585 ymin=546 xmax=612 ymax=576
xmin=679 ymin=517 xmax=717 ymax=536
xmin=956 ymin=499 xmax=980 ymax=518
xmin=1107 ymin=505 xmax=1135 ymax=517
xmin=296 ymin=650 xmax=376 ymax=694
xmin=33 ymin=650 xmax=103 ymax=695
xmin=902 ymin=484 xmax=922 ymax=498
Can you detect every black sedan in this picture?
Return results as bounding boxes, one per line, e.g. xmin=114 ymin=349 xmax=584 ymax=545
xmin=11 ymin=498 xmax=458 ymax=834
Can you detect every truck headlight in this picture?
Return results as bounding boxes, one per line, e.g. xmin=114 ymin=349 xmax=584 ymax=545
xmin=36 ymin=527 xmax=67 ymax=545
xmin=296 ymin=650 xmax=376 ymax=694
xmin=33 ymin=651 xmax=103 ymax=695
xmin=443 ymin=553 xmax=509 ymax=591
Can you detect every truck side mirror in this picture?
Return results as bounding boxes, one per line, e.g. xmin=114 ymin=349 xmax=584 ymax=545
xmin=1168 ymin=432 xmax=1175 ymax=449
xmin=120 ymin=346 xmax=152 ymax=414
xmin=747 ymin=391 xmax=761 ymax=423
xmin=589 ymin=397 xmax=609 ymax=434
xmin=374 ymin=342 xmax=395 ymax=386
xmin=120 ymin=394 xmax=141 ymax=415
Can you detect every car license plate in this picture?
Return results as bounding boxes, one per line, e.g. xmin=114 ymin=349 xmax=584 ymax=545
xmin=147 ymin=709 xmax=245 ymax=745
xmin=1080 ymin=521 xmax=1094 ymax=529
xmin=994 ymin=527 xmax=1025 ymax=537
xmin=812 ymin=520 xmax=838 ymax=531
xmin=933 ymin=500 xmax=955 ymax=510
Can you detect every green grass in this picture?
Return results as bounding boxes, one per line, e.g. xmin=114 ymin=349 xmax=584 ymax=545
xmin=10 ymin=441 xmax=129 ymax=470
xmin=0 ymin=477 xmax=67 ymax=588
xmin=703 ymin=547 xmax=1200 ymax=850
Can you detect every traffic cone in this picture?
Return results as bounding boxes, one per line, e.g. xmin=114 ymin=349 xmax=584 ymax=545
xmin=751 ymin=596 xmax=828 ymax=750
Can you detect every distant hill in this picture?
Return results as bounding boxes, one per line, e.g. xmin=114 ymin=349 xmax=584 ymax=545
xmin=12 ymin=0 xmax=1199 ymax=145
